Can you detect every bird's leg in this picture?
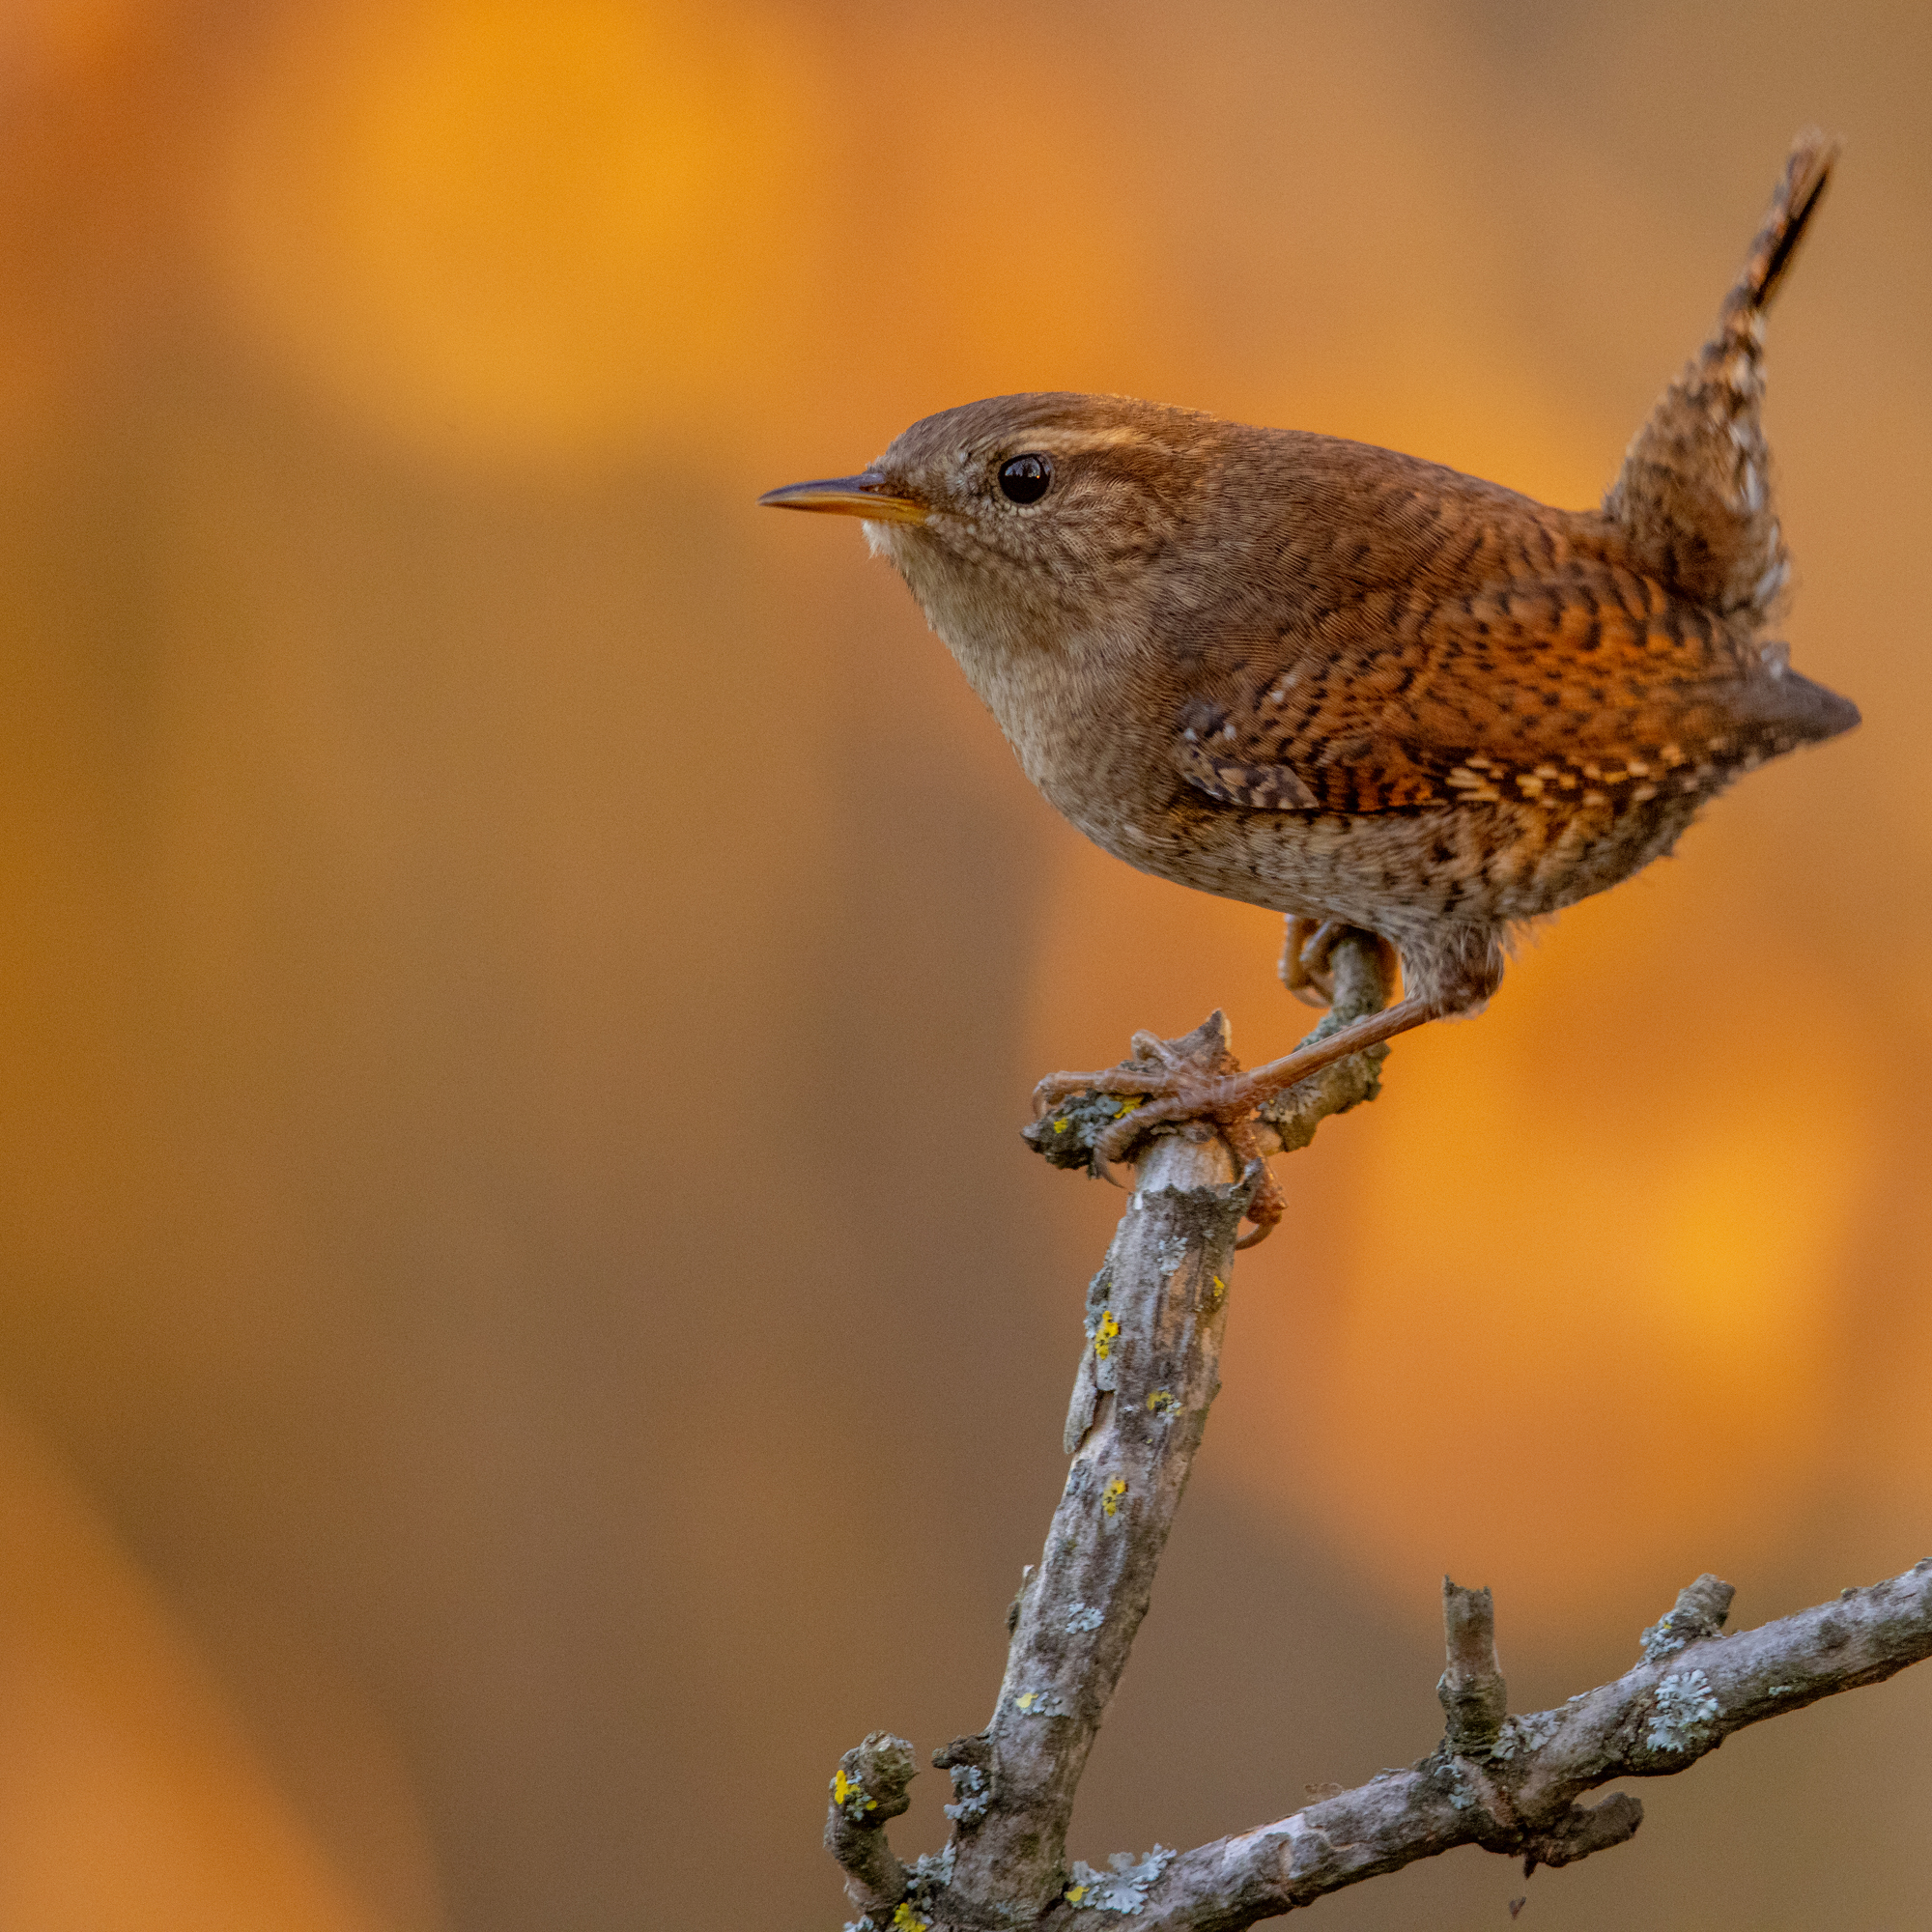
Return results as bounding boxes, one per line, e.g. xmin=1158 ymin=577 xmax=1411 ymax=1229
xmin=1033 ymin=932 xmax=1430 ymax=1246
xmin=1033 ymin=989 xmax=1446 ymax=1246
xmin=1279 ymin=918 xmax=1401 ymax=1009
xmin=1077 ymin=990 xmax=1449 ymax=1190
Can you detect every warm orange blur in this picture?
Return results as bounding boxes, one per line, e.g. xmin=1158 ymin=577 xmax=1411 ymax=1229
xmin=208 ymin=0 xmax=829 ymax=468
xmin=0 ymin=1414 xmax=401 ymax=1932
xmin=0 ymin=2 xmax=1927 ymax=1928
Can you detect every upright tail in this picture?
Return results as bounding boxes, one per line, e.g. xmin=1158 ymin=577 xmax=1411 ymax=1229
xmin=1729 ymin=129 xmax=1838 ymax=319
xmin=1604 ymin=129 xmax=1841 ymax=621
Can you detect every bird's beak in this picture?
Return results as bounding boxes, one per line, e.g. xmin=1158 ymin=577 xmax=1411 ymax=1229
xmin=756 ymin=470 xmax=928 ymax=525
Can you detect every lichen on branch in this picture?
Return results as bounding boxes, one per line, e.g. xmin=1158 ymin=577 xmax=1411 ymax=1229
xmin=822 ymin=935 xmax=1932 ymax=1932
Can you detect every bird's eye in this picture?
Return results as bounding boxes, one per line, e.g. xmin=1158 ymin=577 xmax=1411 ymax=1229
xmin=998 ymin=453 xmax=1053 ymax=504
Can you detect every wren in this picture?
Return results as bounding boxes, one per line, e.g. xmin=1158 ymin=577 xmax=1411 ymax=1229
xmin=761 ymin=131 xmax=1858 ymax=1243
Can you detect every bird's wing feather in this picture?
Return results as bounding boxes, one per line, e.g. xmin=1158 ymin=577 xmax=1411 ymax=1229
xmin=1172 ymin=569 xmax=1854 ymax=814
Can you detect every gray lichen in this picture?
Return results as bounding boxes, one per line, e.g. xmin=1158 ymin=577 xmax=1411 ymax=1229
xmin=911 ymin=1843 xmax=956 ymax=1888
xmin=1023 ymin=1090 xmax=1143 ymax=1176
xmin=1012 ymin=1687 xmax=1071 ymax=1719
xmin=1066 ymin=1603 xmax=1106 ymax=1634
xmin=833 ymin=1774 xmax=879 ymax=1824
xmin=1152 ymin=1234 xmax=1190 ymax=1277
xmin=1487 ymin=1709 xmax=1561 ymax=1763
xmin=942 ymin=1763 xmax=989 ymax=1827
xmin=1640 ymin=1620 xmax=1692 ymax=1662
xmin=1646 ymin=1668 xmax=1719 ymax=1752
xmin=1065 ymin=1845 xmax=1176 ymax=1912
xmin=1640 ymin=1576 xmax=1735 ymax=1662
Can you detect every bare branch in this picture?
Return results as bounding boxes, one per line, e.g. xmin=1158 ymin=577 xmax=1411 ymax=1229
xmin=826 ymin=927 xmax=1932 ymax=1931
xmin=1639 ymin=1572 xmax=1736 ymax=1660
xmin=946 ymin=1015 xmax=1253 ymax=1922
xmin=1120 ymin=1558 xmax=1932 ymax=1931
xmin=825 ymin=1732 xmax=917 ymax=1917
xmin=1438 ymin=1578 xmax=1508 ymax=1759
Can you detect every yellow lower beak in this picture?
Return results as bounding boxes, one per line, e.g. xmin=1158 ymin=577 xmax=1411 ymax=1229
xmin=757 ymin=470 xmax=928 ymax=524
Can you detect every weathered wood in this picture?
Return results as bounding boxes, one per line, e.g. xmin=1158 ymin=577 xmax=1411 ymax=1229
xmin=821 ymin=929 xmax=1932 ymax=1931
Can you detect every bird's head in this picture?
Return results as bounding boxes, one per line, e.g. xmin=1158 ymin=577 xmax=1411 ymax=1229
xmin=760 ymin=392 xmax=1221 ymax=652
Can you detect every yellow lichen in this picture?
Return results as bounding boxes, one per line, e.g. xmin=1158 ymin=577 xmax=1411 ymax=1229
xmin=1065 ymin=1885 xmax=1090 ymax=1906
xmin=1094 ymin=1310 xmax=1121 ymax=1360
xmin=1102 ymin=1478 xmax=1127 ymax=1518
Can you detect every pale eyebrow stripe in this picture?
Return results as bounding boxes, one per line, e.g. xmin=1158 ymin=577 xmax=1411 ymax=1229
xmin=994 ymin=425 xmax=1174 ymax=459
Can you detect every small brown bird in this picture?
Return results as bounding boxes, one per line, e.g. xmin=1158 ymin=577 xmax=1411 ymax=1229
xmin=761 ymin=132 xmax=1858 ymax=1243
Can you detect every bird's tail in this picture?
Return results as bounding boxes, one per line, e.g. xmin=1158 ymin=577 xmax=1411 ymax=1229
xmin=1724 ymin=128 xmax=1838 ymax=324
xmin=1604 ymin=130 xmax=1841 ymax=623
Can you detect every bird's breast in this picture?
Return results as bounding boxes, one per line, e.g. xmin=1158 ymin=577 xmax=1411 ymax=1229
xmin=946 ymin=627 xmax=1180 ymax=837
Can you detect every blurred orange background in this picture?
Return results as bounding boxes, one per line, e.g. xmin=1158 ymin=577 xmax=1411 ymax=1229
xmin=0 ymin=1 xmax=1926 ymax=1927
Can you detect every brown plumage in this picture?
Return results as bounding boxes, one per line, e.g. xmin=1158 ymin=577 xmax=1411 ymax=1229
xmin=761 ymin=130 xmax=1858 ymax=1242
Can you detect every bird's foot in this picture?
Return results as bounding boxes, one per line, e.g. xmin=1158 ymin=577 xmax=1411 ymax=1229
xmin=1280 ymin=918 xmax=1401 ymax=1009
xmin=1029 ymin=980 xmax=1439 ymax=1247
xmin=1030 ymin=1013 xmax=1286 ymax=1246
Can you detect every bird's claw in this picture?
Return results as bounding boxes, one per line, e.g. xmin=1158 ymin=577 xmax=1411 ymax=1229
xmin=1032 ymin=1032 xmax=1195 ymax=1118
xmin=1281 ymin=918 xmax=1344 ymax=1008
xmin=1234 ymin=1156 xmax=1286 ymax=1249
xmin=1034 ymin=1019 xmax=1285 ymax=1244
xmin=1280 ymin=919 xmax=1402 ymax=1010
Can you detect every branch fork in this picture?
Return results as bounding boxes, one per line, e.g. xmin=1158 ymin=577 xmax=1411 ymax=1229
xmin=822 ymin=931 xmax=1932 ymax=1929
